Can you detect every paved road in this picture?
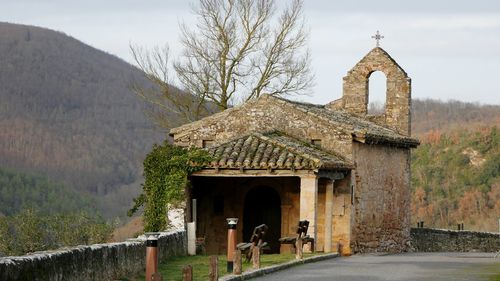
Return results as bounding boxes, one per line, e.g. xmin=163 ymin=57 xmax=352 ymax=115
xmin=253 ymin=253 xmax=500 ymax=281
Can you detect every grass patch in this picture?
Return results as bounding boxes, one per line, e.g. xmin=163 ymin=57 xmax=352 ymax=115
xmin=483 ymin=263 xmax=500 ymax=281
xmin=125 ymin=253 xmax=318 ymax=281
xmin=461 ymin=261 xmax=500 ymax=281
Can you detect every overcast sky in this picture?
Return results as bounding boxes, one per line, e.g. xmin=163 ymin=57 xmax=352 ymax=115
xmin=2 ymin=0 xmax=500 ymax=105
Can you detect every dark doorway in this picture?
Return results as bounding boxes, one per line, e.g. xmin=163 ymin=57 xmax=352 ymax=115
xmin=243 ymin=186 xmax=281 ymax=253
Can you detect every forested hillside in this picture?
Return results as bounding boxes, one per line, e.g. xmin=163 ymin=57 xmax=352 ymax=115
xmin=0 ymin=167 xmax=93 ymax=216
xmin=409 ymin=99 xmax=500 ymax=232
xmin=411 ymin=126 xmax=500 ymax=232
xmin=0 ymin=22 xmax=182 ymax=218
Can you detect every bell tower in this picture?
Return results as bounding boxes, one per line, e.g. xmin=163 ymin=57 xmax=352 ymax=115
xmin=327 ymin=37 xmax=412 ymax=136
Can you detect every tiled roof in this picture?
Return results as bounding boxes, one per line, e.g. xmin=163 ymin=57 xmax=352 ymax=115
xmin=169 ymin=94 xmax=420 ymax=148
xmin=272 ymin=97 xmax=420 ymax=148
xmin=205 ymin=132 xmax=352 ymax=170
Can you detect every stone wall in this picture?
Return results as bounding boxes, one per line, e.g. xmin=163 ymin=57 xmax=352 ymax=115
xmin=351 ymin=142 xmax=411 ymax=253
xmin=411 ymin=228 xmax=500 ymax=252
xmin=0 ymin=230 xmax=186 ymax=281
xmin=171 ymin=95 xmax=354 ymax=161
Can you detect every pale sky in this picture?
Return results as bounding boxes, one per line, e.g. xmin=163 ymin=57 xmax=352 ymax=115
xmin=2 ymin=0 xmax=500 ymax=105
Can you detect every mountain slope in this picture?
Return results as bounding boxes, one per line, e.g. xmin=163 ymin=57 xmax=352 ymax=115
xmin=0 ymin=22 xmax=179 ymax=217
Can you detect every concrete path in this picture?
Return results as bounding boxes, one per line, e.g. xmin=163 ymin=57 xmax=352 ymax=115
xmin=252 ymin=252 xmax=500 ymax=281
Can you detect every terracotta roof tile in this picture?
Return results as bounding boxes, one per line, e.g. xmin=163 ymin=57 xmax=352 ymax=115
xmin=205 ymin=132 xmax=352 ymax=170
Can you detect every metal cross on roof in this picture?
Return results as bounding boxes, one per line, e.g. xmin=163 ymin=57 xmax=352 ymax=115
xmin=371 ymin=30 xmax=384 ymax=47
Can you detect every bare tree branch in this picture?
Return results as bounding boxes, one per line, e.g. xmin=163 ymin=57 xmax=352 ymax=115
xmin=130 ymin=0 xmax=313 ymax=128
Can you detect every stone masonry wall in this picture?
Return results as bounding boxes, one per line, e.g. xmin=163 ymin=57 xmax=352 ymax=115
xmin=411 ymin=228 xmax=500 ymax=252
xmin=0 ymin=230 xmax=186 ymax=281
xmin=351 ymin=142 xmax=411 ymax=253
xmin=172 ymin=95 xmax=353 ymax=161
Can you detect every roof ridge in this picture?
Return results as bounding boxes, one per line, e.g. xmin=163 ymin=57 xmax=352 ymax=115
xmin=266 ymin=95 xmax=399 ymax=133
xmin=267 ymin=95 xmax=419 ymax=145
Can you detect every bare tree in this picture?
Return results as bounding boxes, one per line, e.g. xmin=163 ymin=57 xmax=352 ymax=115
xmin=131 ymin=0 xmax=313 ymax=127
xmin=130 ymin=44 xmax=209 ymax=128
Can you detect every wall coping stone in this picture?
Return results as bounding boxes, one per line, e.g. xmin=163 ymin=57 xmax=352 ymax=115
xmin=410 ymin=227 xmax=500 ymax=253
xmin=0 ymin=229 xmax=186 ymax=281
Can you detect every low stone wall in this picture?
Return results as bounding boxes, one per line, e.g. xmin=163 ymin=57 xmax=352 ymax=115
xmin=0 ymin=230 xmax=186 ymax=281
xmin=411 ymin=228 xmax=500 ymax=252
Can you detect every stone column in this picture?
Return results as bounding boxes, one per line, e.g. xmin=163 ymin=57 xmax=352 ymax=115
xmin=300 ymin=175 xmax=318 ymax=252
xmin=324 ymin=180 xmax=334 ymax=252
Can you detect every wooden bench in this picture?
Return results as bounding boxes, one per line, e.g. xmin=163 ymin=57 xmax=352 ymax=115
xmin=278 ymin=236 xmax=314 ymax=249
xmin=279 ymin=220 xmax=314 ymax=258
xmin=237 ymin=224 xmax=268 ymax=263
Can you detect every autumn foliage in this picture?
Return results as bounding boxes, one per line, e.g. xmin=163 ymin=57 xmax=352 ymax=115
xmin=411 ymin=126 xmax=500 ymax=231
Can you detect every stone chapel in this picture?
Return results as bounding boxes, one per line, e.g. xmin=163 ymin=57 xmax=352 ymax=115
xmin=169 ymin=47 xmax=420 ymax=255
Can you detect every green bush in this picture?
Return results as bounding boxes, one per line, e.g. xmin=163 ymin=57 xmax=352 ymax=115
xmin=128 ymin=141 xmax=212 ymax=232
xmin=0 ymin=208 xmax=113 ymax=257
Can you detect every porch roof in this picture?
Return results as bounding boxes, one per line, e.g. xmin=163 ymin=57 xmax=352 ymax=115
xmin=204 ymin=132 xmax=353 ymax=171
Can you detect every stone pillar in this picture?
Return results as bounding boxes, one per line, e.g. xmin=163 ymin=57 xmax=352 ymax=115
xmin=300 ymin=175 xmax=318 ymax=252
xmin=324 ymin=180 xmax=334 ymax=252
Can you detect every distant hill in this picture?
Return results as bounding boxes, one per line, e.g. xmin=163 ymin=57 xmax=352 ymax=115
xmin=0 ymin=22 xmax=182 ymax=218
xmin=411 ymin=99 xmax=500 ymax=136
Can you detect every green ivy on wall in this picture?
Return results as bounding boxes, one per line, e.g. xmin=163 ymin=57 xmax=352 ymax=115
xmin=128 ymin=141 xmax=212 ymax=232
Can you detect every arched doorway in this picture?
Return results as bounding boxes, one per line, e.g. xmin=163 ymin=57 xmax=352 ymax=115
xmin=243 ymin=186 xmax=281 ymax=253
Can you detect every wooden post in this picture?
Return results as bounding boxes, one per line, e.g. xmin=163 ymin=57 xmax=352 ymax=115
xmin=182 ymin=265 xmax=193 ymax=281
xmin=233 ymin=250 xmax=242 ymax=275
xmin=295 ymin=238 xmax=303 ymax=260
xmin=208 ymin=255 xmax=218 ymax=281
xmin=252 ymin=245 xmax=260 ymax=269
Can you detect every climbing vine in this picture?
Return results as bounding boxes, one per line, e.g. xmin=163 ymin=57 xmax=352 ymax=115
xmin=128 ymin=141 xmax=212 ymax=232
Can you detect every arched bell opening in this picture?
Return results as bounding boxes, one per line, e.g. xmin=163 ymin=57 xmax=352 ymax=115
xmin=367 ymin=70 xmax=387 ymax=115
